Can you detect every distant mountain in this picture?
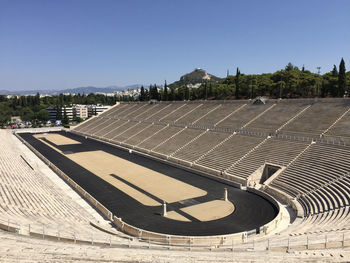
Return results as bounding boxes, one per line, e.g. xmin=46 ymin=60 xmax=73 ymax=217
xmin=55 ymin=86 xmax=123 ymax=95
xmin=169 ymin=68 xmax=221 ymax=88
xmin=0 ymin=85 xmax=143 ymax=95
xmin=0 ymin=68 xmax=223 ymax=95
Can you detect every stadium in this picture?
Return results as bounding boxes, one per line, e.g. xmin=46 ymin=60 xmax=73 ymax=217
xmin=1 ymin=98 xmax=350 ymax=262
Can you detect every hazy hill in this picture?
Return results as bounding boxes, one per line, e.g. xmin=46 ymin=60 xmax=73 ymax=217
xmin=0 ymin=85 xmax=143 ymax=95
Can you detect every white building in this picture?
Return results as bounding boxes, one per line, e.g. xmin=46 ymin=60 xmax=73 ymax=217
xmin=75 ymin=105 xmax=89 ymax=119
xmin=46 ymin=107 xmax=74 ymax=121
xmin=46 ymin=104 xmax=111 ymax=121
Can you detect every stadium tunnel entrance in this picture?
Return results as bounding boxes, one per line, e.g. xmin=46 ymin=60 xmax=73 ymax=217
xmin=247 ymin=163 xmax=286 ymax=188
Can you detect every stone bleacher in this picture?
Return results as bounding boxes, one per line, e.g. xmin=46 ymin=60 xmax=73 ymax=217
xmin=324 ymin=108 xmax=350 ymax=143
xmin=153 ymin=127 xmax=204 ymax=155
xmin=195 ymin=134 xmax=265 ymax=173
xmin=215 ymin=103 xmax=272 ymax=131
xmin=161 ymin=103 xmax=202 ymax=123
xmin=3 ymin=100 xmax=350 ymax=261
xmin=172 ymin=130 xmax=230 ymax=163
xmin=270 ymin=142 xmax=350 ymax=234
xmin=124 ymin=123 xmax=165 ymax=147
xmin=137 ymin=125 xmax=183 ymax=151
xmin=245 ymin=102 xmax=310 ymax=133
xmin=3 ymin=99 xmax=350 ymax=260
xmin=72 ymin=99 xmax=350 ymax=239
xmin=226 ymin=138 xmax=310 ymax=179
xmin=279 ymin=101 xmax=350 ymax=137
xmin=0 ymin=130 xmax=113 ymax=236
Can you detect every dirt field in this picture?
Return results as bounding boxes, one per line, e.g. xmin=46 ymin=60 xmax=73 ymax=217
xmin=34 ymin=133 xmax=81 ymax=145
xmin=181 ymin=200 xmax=234 ymax=221
xmin=165 ymin=211 xmax=191 ymax=222
xmin=33 ymin=133 xmax=236 ymax=221
xmin=66 ymin=150 xmax=206 ymax=206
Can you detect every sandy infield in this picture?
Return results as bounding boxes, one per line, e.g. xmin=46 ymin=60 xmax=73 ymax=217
xmin=35 ymin=135 xmax=207 ymax=206
xmin=35 ymin=133 xmax=235 ymax=222
xmin=34 ymin=133 xmax=81 ymax=145
xmin=165 ymin=211 xmax=191 ymax=222
xmin=66 ymin=150 xmax=207 ymax=204
xmin=180 ymin=200 xmax=234 ymax=221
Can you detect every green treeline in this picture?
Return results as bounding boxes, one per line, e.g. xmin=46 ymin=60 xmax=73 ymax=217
xmin=140 ymin=60 xmax=349 ymax=101
xmin=0 ymin=93 xmax=118 ymax=125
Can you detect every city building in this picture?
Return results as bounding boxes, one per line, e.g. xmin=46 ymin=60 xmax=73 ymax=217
xmin=75 ymin=105 xmax=89 ymax=119
xmin=46 ymin=106 xmax=74 ymax=121
xmin=88 ymin=105 xmax=111 ymax=117
xmin=46 ymin=104 xmax=111 ymax=121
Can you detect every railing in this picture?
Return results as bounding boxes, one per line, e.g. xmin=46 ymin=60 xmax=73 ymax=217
xmin=1 ymin=216 xmax=350 ymax=252
xmin=12 ymin=127 xmax=64 ymax=134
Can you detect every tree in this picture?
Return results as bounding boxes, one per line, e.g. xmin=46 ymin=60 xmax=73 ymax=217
xmin=140 ymin=86 xmax=145 ymax=101
xmin=37 ymin=109 xmax=49 ymax=122
xmin=144 ymin=89 xmax=149 ymax=101
xmin=235 ymin=67 xmax=240 ymax=99
xmin=250 ymin=77 xmax=255 ymax=99
xmin=169 ymin=87 xmax=175 ymax=101
xmin=72 ymin=108 xmax=77 ymax=121
xmin=21 ymin=107 xmax=34 ymax=121
xmin=185 ymin=86 xmax=190 ymax=100
xmin=149 ymin=84 xmax=159 ymax=100
xmin=62 ymin=107 xmax=69 ymax=125
xmin=338 ymin=58 xmax=346 ymax=97
xmin=322 ymin=66 xmax=338 ymax=97
xmin=56 ymin=105 xmax=62 ymax=120
xmin=285 ymin=62 xmax=298 ymax=71
xmin=163 ymin=80 xmax=168 ymax=101
xmin=34 ymin=92 xmax=40 ymax=105
xmin=208 ymin=83 xmax=213 ymax=97
xmin=177 ymin=86 xmax=186 ymax=100
xmin=332 ymin=65 xmax=338 ymax=76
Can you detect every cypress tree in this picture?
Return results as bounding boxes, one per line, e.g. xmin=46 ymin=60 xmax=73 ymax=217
xmin=140 ymin=86 xmax=145 ymax=101
xmin=163 ymin=80 xmax=168 ymax=101
xmin=149 ymin=84 xmax=154 ymax=99
xmin=235 ymin=67 xmax=240 ymax=99
xmin=154 ymin=84 xmax=159 ymax=100
xmin=338 ymin=58 xmax=346 ymax=97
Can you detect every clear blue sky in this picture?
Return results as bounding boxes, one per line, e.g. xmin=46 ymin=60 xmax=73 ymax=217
xmin=0 ymin=0 xmax=349 ymax=91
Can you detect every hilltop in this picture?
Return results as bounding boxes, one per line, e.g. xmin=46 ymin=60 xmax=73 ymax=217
xmin=169 ymin=68 xmax=221 ymax=88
